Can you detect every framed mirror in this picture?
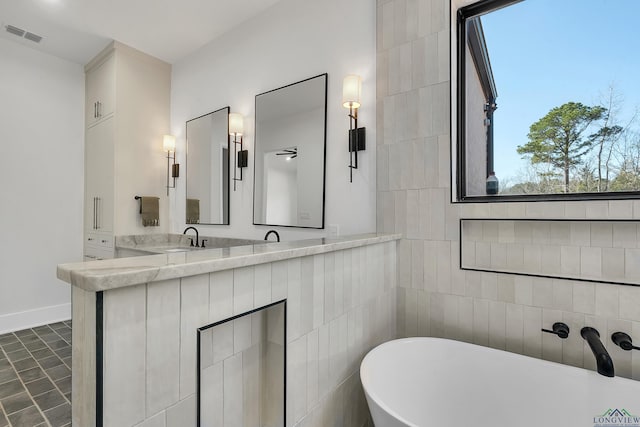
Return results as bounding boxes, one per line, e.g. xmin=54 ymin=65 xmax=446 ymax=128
xmin=456 ymin=0 xmax=640 ymax=202
xmin=253 ymin=74 xmax=327 ymax=229
xmin=186 ymin=107 xmax=230 ymax=225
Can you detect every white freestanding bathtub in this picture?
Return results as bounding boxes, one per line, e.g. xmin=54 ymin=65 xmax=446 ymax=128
xmin=360 ymin=338 xmax=640 ymax=427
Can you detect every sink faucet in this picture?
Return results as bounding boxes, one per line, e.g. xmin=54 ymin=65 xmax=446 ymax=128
xmin=264 ymin=230 xmax=280 ymax=242
xmin=581 ymin=327 xmax=614 ymax=377
xmin=183 ymin=226 xmax=200 ymax=247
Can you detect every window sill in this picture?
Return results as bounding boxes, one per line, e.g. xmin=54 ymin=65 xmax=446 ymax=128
xmin=456 ymin=191 xmax=640 ymax=203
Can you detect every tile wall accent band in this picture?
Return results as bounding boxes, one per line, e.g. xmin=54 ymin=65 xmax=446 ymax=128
xmin=460 ymin=218 xmax=640 ymax=287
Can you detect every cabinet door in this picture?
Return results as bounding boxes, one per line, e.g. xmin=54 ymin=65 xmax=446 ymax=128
xmin=84 ymin=245 xmax=114 ymax=261
xmin=86 ymin=53 xmax=115 ymax=128
xmin=85 ymin=117 xmax=115 ymax=233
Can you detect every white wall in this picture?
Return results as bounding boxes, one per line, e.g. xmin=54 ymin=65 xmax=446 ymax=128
xmin=170 ymin=0 xmax=376 ymax=240
xmin=0 ymin=38 xmax=84 ymax=333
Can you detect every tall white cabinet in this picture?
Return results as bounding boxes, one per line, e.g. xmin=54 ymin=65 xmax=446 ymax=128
xmin=84 ymin=42 xmax=171 ymax=260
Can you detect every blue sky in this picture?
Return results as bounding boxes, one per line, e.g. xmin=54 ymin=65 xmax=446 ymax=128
xmin=481 ymin=0 xmax=640 ymax=182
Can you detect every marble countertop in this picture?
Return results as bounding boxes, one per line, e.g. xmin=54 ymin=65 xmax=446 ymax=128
xmin=115 ymin=233 xmax=262 ymax=254
xmin=58 ymin=233 xmax=401 ymax=292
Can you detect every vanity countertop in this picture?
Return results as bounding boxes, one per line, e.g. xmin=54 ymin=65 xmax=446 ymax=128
xmin=115 ymin=233 xmax=262 ymax=254
xmin=58 ymin=233 xmax=401 ymax=292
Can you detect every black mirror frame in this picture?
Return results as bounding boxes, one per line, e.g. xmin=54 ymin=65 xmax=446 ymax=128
xmin=252 ymin=73 xmax=328 ymax=229
xmin=185 ymin=106 xmax=231 ymax=225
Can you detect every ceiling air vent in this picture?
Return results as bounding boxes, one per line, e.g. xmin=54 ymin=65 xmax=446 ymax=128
xmin=5 ymin=24 xmax=43 ymax=43
xmin=24 ymin=32 xmax=43 ymax=43
xmin=5 ymin=25 xmax=25 ymax=37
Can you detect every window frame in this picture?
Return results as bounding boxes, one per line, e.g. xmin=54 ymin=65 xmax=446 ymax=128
xmin=455 ymin=0 xmax=640 ymax=203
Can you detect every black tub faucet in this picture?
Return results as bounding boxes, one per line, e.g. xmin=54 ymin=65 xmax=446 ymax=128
xmin=264 ymin=230 xmax=280 ymax=242
xmin=183 ymin=226 xmax=200 ymax=247
xmin=581 ymin=327 xmax=614 ymax=377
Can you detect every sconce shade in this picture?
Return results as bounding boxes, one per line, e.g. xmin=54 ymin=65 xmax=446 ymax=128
xmin=229 ymin=113 xmax=244 ymax=136
xmin=163 ymin=134 xmax=176 ymax=152
xmin=342 ymin=75 xmax=362 ymax=109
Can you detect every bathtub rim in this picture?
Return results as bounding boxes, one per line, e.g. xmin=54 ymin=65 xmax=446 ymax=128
xmin=359 ymin=336 xmax=640 ymax=427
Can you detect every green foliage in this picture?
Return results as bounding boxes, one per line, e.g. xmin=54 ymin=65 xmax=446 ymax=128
xmin=499 ymin=92 xmax=640 ymax=196
xmin=517 ymin=102 xmax=605 ymax=191
xmin=609 ymin=170 xmax=640 ymax=191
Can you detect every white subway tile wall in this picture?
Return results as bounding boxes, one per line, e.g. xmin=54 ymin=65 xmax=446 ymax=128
xmin=108 ymin=241 xmax=397 ymax=427
xmin=462 ymin=220 xmax=640 ymax=286
xmin=378 ymin=0 xmax=640 ymax=384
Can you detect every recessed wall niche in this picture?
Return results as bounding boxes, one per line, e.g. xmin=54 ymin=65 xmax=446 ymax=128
xmin=461 ymin=218 xmax=640 ymax=286
xmin=197 ymin=300 xmax=286 ymax=426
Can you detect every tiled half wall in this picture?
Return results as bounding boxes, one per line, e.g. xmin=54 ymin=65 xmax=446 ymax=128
xmin=73 ymin=240 xmax=397 ymax=427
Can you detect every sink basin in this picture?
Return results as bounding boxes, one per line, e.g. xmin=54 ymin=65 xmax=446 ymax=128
xmin=163 ymin=247 xmax=204 ymax=253
xmin=115 ymin=234 xmax=262 ymax=257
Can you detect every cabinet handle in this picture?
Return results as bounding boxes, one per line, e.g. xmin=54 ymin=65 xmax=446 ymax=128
xmin=96 ymin=197 xmax=100 ymax=229
xmin=93 ymin=197 xmax=97 ymax=230
xmin=94 ymin=102 xmax=97 ymax=118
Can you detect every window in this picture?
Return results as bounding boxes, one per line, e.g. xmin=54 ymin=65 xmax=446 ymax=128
xmin=456 ymin=0 xmax=640 ymax=201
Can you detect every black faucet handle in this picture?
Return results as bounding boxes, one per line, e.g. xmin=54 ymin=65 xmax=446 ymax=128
xmin=612 ymin=332 xmax=640 ymax=351
xmin=188 ymin=238 xmax=194 ymax=247
xmin=542 ymin=322 xmax=570 ymax=339
xmin=201 ymin=239 xmax=208 ymax=248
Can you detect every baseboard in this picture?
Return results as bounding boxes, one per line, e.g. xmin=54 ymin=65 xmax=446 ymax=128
xmin=0 ymin=303 xmax=71 ymax=334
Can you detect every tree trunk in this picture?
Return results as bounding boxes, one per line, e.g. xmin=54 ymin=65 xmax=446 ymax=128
xmin=597 ymin=142 xmax=604 ymax=192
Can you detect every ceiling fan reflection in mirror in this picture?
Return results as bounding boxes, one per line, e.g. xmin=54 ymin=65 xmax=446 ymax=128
xmin=276 ymin=147 xmax=297 ymax=159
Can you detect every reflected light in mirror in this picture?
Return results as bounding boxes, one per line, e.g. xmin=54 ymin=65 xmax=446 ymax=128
xmin=229 ymin=113 xmax=244 ymax=136
xmin=163 ymin=134 xmax=176 ymax=152
xmin=342 ymin=75 xmax=361 ymax=109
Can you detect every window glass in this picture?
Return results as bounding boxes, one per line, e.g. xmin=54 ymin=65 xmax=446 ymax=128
xmin=458 ymin=0 xmax=640 ymax=200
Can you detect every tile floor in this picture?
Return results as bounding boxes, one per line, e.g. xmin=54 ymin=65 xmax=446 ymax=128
xmin=0 ymin=321 xmax=72 ymax=427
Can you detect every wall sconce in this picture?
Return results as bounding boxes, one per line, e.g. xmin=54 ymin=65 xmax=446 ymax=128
xmin=343 ymin=75 xmax=366 ymax=183
xmin=163 ymin=134 xmax=179 ymax=196
xmin=229 ymin=113 xmax=248 ymax=191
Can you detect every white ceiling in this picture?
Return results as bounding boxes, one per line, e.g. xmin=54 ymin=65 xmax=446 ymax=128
xmin=0 ymin=0 xmax=283 ymax=64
